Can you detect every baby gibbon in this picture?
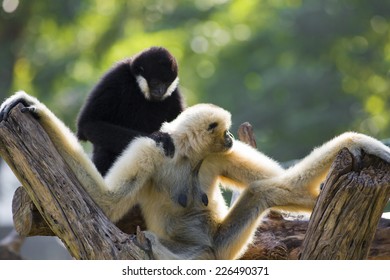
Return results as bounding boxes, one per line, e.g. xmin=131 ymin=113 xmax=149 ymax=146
xmin=1 ymin=91 xmax=389 ymax=259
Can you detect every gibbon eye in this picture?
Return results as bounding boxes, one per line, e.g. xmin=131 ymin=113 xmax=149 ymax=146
xmin=136 ymin=66 xmax=144 ymax=74
xmin=207 ymin=122 xmax=218 ymax=131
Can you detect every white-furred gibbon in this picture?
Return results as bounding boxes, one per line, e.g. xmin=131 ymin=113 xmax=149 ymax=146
xmin=1 ymin=91 xmax=390 ymax=260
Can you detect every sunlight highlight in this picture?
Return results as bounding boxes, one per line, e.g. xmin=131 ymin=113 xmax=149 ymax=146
xmin=2 ymin=0 xmax=19 ymax=13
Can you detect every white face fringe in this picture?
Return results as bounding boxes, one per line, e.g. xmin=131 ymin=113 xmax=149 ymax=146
xmin=136 ymin=76 xmax=179 ymax=100
xmin=136 ymin=76 xmax=151 ymax=99
xmin=164 ymin=77 xmax=179 ymax=98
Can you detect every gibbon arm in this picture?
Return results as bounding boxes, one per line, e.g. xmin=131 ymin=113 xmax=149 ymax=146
xmin=104 ymin=137 xmax=167 ymax=221
xmin=207 ymin=132 xmax=390 ymax=194
xmin=223 ymin=132 xmax=390 ymax=212
xmin=280 ymin=132 xmax=390 ymax=197
xmin=202 ymin=140 xmax=284 ymax=188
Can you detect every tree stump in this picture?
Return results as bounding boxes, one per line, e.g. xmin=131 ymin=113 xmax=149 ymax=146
xmin=300 ymin=148 xmax=390 ymax=259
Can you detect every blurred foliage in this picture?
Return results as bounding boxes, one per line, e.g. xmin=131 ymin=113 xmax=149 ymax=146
xmin=1 ymin=0 xmax=390 ymax=164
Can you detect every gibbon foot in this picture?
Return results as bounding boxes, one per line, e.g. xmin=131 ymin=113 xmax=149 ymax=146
xmin=0 ymin=98 xmax=31 ymax=122
xmin=20 ymin=106 xmax=40 ymax=119
xmin=344 ymin=132 xmax=390 ymax=164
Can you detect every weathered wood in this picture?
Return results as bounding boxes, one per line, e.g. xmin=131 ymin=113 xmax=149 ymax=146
xmin=12 ymin=186 xmax=54 ymax=236
xmin=237 ymin=122 xmax=257 ymax=148
xmin=0 ymin=229 xmax=24 ymax=260
xmin=0 ymin=104 xmax=151 ymax=260
xmin=12 ymin=186 xmax=144 ymax=236
xmin=240 ymin=211 xmax=390 ymax=260
xmin=300 ymin=148 xmax=390 ymax=260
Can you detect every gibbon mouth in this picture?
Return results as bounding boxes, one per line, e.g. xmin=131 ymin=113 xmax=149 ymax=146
xmin=150 ymin=91 xmax=166 ymax=101
xmin=149 ymin=93 xmax=167 ymax=102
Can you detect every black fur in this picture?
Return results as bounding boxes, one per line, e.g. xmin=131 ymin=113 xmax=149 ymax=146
xmin=148 ymin=131 xmax=175 ymax=158
xmin=77 ymin=47 xmax=184 ymax=175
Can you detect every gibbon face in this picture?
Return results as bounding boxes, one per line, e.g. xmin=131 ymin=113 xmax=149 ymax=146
xmin=161 ymin=103 xmax=233 ymax=157
xmin=132 ymin=47 xmax=179 ymax=101
xmin=206 ymin=121 xmax=234 ymax=154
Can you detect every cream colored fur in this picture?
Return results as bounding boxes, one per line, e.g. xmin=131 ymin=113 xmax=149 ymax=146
xmin=2 ymin=91 xmax=390 ymax=260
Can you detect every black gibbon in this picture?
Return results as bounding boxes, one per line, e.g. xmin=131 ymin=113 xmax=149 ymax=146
xmin=1 ymin=91 xmax=390 ymax=259
xmin=77 ymin=46 xmax=185 ymax=176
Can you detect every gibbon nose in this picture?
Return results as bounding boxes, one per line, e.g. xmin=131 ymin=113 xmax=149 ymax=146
xmin=150 ymin=81 xmax=167 ymax=98
xmin=224 ymin=130 xmax=234 ymax=148
xmin=155 ymin=86 xmax=166 ymax=96
xmin=151 ymin=89 xmax=166 ymax=100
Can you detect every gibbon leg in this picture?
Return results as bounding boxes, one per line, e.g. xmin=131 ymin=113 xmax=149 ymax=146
xmin=214 ymin=132 xmax=390 ymax=260
xmin=214 ymin=177 xmax=317 ymax=260
xmin=281 ymin=132 xmax=390 ymax=198
xmin=213 ymin=181 xmax=281 ymax=259
xmin=103 ymin=138 xmax=166 ymax=222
